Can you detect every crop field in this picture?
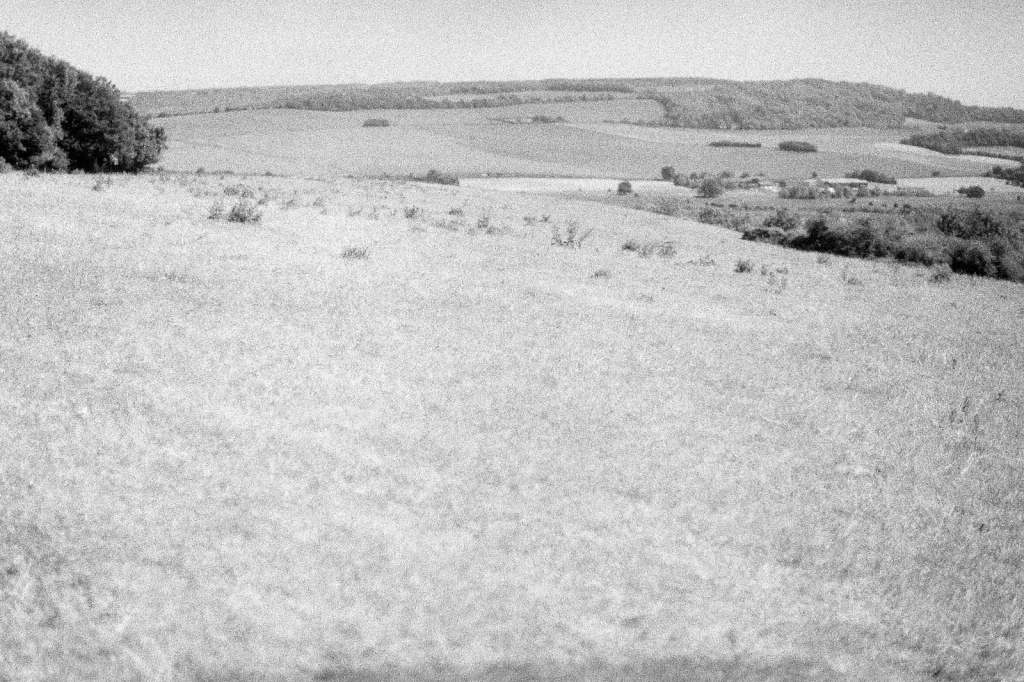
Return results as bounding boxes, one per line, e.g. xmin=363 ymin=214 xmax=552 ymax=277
xmin=153 ymin=101 xmax=1006 ymax=181
xmin=2 ymin=169 xmax=1023 ymax=682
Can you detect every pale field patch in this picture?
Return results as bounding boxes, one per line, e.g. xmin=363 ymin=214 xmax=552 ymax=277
xmin=0 ymin=171 xmax=1022 ymax=682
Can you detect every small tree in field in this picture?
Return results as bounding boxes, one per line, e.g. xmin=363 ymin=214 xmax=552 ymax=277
xmin=617 ymin=180 xmax=633 ymax=195
xmin=661 ymin=165 xmax=676 ymax=181
xmin=698 ymin=177 xmax=724 ymax=198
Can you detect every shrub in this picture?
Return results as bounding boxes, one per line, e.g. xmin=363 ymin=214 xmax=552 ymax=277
xmin=778 ymin=141 xmax=818 ymax=153
xmin=734 ymin=258 xmax=755 ymax=273
xmin=650 ymin=196 xmax=682 ymax=216
xmin=697 ymin=177 xmax=725 ymax=198
xmin=948 ymin=239 xmax=997 ymax=277
xmin=697 ymin=206 xmax=748 ymax=231
xmin=661 ymin=165 xmax=676 ymax=181
xmin=957 ymin=185 xmax=985 ymax=198
xmin=226 ymin=200 xmax=261 ymax=224
xmin=763 ymin=209 xmax=800 ymax=231
xmin=362 ymin=118 xmax=390 ymax=127
xmin=413 ymin=169 xmax=459 ymax=186
xmin=741 ymin=226 xmax=788 ymax=245
xmin=617 ymin=180 xmax=633 ymax=195
xmin=341 ymin=247 xmax=369 ymax=259
xmin=591 ymin=268 xmax=612 ymax=279
xmin=551 ymin=220 xmax=592 ymax=248
xmin=404 ymin=206 xmax=421 ymax=219
xmin=847 ymin=169 xmax=897 ymax=184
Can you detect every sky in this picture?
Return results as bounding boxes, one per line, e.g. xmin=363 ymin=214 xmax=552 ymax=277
xmin=3 ymin=0 xmax=1023 ymax=108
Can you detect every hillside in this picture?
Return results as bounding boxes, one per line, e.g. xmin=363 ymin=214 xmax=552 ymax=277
xmin=129 ymin=77 xmax=1024 ymax=130
xmin=2 ymin=170 xmax=1023 ymax=682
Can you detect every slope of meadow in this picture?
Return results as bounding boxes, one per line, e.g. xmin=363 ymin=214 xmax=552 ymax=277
xmin=1 ymin=170 xmax=1022 ymax=682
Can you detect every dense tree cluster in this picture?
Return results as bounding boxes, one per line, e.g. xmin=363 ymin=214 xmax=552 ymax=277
xmin=0 ymin=32 xmax=164 ymax=172
xmin=901 ymin=128 xmax=1024 ymax=156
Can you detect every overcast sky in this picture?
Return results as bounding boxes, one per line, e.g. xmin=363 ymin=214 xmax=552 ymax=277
xmin=3 ymin=0 xmax=1022 ymax=107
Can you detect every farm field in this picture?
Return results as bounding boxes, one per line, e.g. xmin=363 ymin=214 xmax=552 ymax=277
xmin=153 ymin=104 xmax=1006 ymax=181
xmin=1 ymin=170 xmax=1022 ymax=682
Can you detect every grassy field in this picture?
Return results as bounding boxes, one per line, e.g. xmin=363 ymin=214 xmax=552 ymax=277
xmin=1 ymin=169 xmax=1022 ymax=682
xmin=154 ymin=105 xmax=1003 ymax=181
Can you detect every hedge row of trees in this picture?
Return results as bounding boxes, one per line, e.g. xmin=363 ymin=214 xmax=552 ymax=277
xmin=901 ymin=128 xmax=1024 ymax=156
xmin=741 ymin=208 xmax=1024 ymax=281
xmin=0 ymin=32 xmax=164 ymax=172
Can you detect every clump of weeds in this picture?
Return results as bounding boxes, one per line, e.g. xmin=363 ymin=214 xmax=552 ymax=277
xmin=226 ymin=200 xmax=262 ymax=224
xmin=622 ymin=239 xmax=677 ymax=258
xmin=341 ymin=247 xmax=369 ymax=259
xmin=734 ymin=258 xmax=755 ymax=273
xmin=551 ymin=219 xmax=593 ymax=248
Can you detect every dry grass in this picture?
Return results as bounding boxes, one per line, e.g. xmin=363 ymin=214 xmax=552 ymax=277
xmin=0 ymin=171 xmax=1022 ymax=682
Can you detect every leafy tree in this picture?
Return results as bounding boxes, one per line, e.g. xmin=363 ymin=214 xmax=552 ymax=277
xmin=661 ymin=165 xmax=676 ymax=181
xmin=0 ymin=32 xmax=164 ymax=172
xmin=698 ymin=177 xmax=724 ymax=198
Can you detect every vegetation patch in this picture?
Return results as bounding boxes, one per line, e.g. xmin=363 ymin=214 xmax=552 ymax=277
xmin=709 ymin=140 xmax=762 ymax=148
xmin=550 ymin=219 xmax=592 ymax=248
xmin=740 ymin=207 xmax=1024 ymax=282
xmin=411 ymin=169 xmax=460 ymax=186
xmin=621 ymin=239 xmax=677 ymax=258
xmin=778 ymin=141 xmax=818 ymax=153
xmin=847 ymin=169 xmax=896 ymax=184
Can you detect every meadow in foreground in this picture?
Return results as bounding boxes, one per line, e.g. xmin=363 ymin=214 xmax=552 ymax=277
xmin=0 ymin=170 xmax=1021 ymax=682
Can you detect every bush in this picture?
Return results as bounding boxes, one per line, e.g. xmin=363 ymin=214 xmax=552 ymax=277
xmin=948 ymin=239 xmax=996 ymax=277
xmin=957 ymin=185 xmax=985 ymax=198
xmin=697 ymin=206 xmax=748 ymax=230
xmin=778 ymin=141 xmax=818 ymax=153
xmin=226 ymin=200 xmax=261 ymax=224
xmin=661 ymin=165 xmax=676 ymax=181
xmin=697 ymin=177 xmax=725 ymax=198
xmin=617 ymin=180 xmax=633 ymax=195
xmin=847 ymin=169 xmax=897 ymax=184
xmin=551 ymin=220 xmax=592 ymax=248
xmin=734 ymin=258 xmax=755 ymax=273
xmin=412 ymin=169 xmax=459 ymax=186
xmin=650 ymin=196 xmax=682 ymax=216
xmin=763 ymin=209 xmax=800 ymax=231
xmin=363 ymin=118 xmax=390 ymax=127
